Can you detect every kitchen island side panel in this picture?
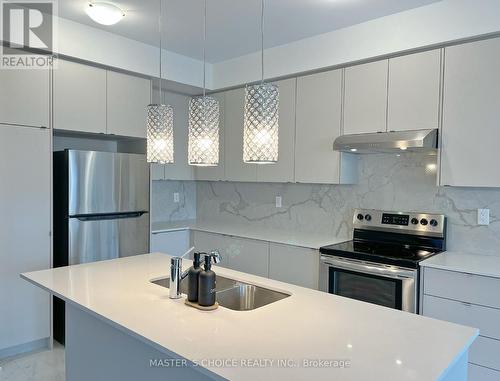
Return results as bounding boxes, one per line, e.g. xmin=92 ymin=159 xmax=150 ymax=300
xmin=65 ymin=303 xmax=222 ymax=381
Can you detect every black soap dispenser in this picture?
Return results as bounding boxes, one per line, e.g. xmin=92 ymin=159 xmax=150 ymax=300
xmin=187 ymin=253 xmax=202 ymax=302
xmin=198 ymin=255 xmax=216 ymax=307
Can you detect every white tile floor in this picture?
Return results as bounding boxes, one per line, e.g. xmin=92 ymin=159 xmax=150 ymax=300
xmin=0 ymin=343 xmax=65 ymax=381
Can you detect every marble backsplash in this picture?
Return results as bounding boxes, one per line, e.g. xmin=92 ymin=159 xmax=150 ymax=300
xmin=151 ymin=180 xmax=196 ymax=223
xmin=196 ymin=153 xmax=500 ymax=256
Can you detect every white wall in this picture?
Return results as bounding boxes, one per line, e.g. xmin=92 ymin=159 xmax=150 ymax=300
xmin=212 ymin=0 xmax=500 ymax=89
xmin=54 ymin=17 xmax=211 ymax=89
xmin=9 ymin=0 xmax=500 ymax=91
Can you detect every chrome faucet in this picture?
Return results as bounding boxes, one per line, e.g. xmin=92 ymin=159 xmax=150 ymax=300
xmin=169 ymin=250 xmax=221 ymax=299
xmin=169 ymin=257 xmax=189 ymax=299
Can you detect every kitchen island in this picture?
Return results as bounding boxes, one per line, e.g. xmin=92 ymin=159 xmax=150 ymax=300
xmin=22 ymin=253 xmax=477 ymax=381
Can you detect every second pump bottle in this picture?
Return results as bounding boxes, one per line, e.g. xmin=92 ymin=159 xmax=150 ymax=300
xmin=187 ymin=252 xmax=216 ymax=307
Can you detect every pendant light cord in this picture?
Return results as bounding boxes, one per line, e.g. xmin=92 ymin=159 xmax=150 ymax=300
xmin=158 ymin=0 xmax=163 ymax=103
xmin=261 ymin=0 xmax=264 ymax=84
xmin=203 ymin=0 xmax=207 ymax=98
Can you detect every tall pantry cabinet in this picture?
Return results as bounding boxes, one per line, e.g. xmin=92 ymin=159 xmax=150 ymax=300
xmin=0 ymin=124 xmax=51 ymax=355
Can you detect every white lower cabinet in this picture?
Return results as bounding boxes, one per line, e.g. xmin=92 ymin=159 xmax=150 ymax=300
xmin=0 ymin=124 xmax=50 ymax=356
xmin=470 ymin=337 xmax=500 ymax=371
xmin=469 ymin=364 xmax=500 ymax=381
xmin=191 ymin=231 xmax=320 ymax=288
xmin=423 ymin=295 xmax=500 ymax=340
xmin=151 ymin=230 xmax=190 ymax=257
xmin=193 ymin=231 xmax=269 ymax=278
xmin=422 ymin=267 xmax=500 ymax=380
xmin=423 ymin=268 xmax=500 ymax=309
xmin=269 ymin=243 xmax=319 ymax=289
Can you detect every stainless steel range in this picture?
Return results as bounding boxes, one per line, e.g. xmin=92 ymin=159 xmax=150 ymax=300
xmin=319 ymin=209 xmax=446 ymax=313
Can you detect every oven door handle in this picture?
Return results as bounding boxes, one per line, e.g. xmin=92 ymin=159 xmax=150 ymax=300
xmin=321 ymin=256 xmax=417 ymax=280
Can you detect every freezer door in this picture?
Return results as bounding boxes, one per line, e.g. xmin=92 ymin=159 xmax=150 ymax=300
xmin=68 ymin=213 xmax=149 ymax=265
xmin=68 ymin=150 xmax=149 ymax=216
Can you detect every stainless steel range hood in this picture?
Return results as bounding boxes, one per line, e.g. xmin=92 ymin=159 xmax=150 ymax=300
xmin=333 ymin=129 xmax=438 ymax=154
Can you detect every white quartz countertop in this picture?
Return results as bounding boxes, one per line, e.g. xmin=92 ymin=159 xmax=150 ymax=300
xmin=151 ymin=220 xmax=346 ymax=249
xmin=421 ymin=251 xmax=500 ymax=279
xmin=22 ymin=253 xmax=477 ymax=381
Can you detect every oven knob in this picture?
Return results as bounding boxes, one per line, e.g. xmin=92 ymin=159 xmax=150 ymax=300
xmin=411 ymin=218 xmax=419 ymax=225
xmin=364 ymin=214 xmax=372 ymax=221
xmin=420 ymin=218 xmax=428 ymax=226
xmin=430 ymin=219 xmax=438 ymax=227
xmin=357 ymin=213 xmax=364 ymax=221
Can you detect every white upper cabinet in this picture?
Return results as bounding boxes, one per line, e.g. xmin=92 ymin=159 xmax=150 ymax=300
xmin=256 ymin=78 xmax=296 ymax=183
xmin=150 ymin=89 xmax=194 ymax=181
xmin=165 ymin=91 xmax=194 ymax=180
xmin=224 ymin=88 xmax=257 ymax=182
xmin=0 ymin=65 xmax=49 ymax=128
xmin=344 ymin=60 xmax=388 ymax=135
xmin=150 ymin=164 xmax=165 ymax=181
xmin=387 ymin=50 xmax=441 ymax=131
xmin=194 ymin=92 xmax=226 ymax=181
xmin=53 ymin=59 xmax=106 ymax=134
xmin=107 ymin=71 xmax=151 ymax=138
xmin=295 ymin=70 xmax=355 ymax=184
xmin=440 ymin=37 xmax=500 ymax=187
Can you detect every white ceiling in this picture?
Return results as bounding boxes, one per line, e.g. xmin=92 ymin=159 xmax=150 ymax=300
xmin=59 ymin=0 xmax=443 ymax=63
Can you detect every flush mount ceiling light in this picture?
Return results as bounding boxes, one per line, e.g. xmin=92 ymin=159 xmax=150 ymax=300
xmin=146 ymin=0 xmax=174 ymax=164
xmin=243 ymin=0 xmax=279 ymax=164
xmin=188 ymin=0 xmax=220 ymax=167
xmin=85 ymin=2 xmax=125 ymax=25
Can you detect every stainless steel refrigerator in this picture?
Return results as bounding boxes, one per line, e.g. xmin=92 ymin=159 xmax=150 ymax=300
xmin=53 ymin=150 xmax=150 ymax=343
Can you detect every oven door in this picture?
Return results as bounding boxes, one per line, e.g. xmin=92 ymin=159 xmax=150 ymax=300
xmin=320 ymin=255 xmax=418 ymax=313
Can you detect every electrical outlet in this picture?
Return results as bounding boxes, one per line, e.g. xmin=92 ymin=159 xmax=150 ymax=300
xmin=275 ymin=196 xmax=282 ymax=208
xmin=477 ymin=209 xmax=490 ymax=226
xmin=173 ymin=192 xmax=180 ymax=203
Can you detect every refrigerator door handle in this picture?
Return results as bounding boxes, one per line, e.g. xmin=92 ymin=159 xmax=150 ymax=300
xmin=72 ymin=211 xmax=148 ymax=222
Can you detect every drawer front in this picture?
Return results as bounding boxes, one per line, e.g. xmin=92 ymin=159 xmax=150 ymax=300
xmin=470 ymin=336 xmax=500 ymax=371
xmin=469 ymin=364 xmax=500 ymax=381
xmin=423 ymin=295 xmax=500 ymax=340
xmin=424 ymin=268 xmax=500 ymax=309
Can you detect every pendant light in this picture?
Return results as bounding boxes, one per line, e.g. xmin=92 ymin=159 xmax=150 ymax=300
xmin=243 ymin=0 xmax=279 ymax=164
xmin=188 ymin=0 xmax=220 ymax=166
xmin=147 ymin=0 xmax=174 ymax=164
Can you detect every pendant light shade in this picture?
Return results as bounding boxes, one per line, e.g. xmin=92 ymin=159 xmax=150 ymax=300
xmin=146 ymin=0 xmax=174 ymax=164
xmin=243 ymin=0 xmax=279 ymax=164
xmin=188 ymin=96 xmax=220 ymax=166
xmin=188 ymin=0 xmax=220 ymax=166
xmin=147 ymin=103 xmax=174 ymax=164
xmin=243 ymin=83 xmax=279 ymax=163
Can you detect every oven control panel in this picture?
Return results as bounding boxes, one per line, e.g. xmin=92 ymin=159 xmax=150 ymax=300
xmin=353 ymin=209 xmax=445 ymax=237
xmin=381 ymin=213 xmax=409 ymax=226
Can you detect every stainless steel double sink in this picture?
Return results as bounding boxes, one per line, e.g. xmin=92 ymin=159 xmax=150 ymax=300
xmin=151 ymin=275 xmax=290 ymax=311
